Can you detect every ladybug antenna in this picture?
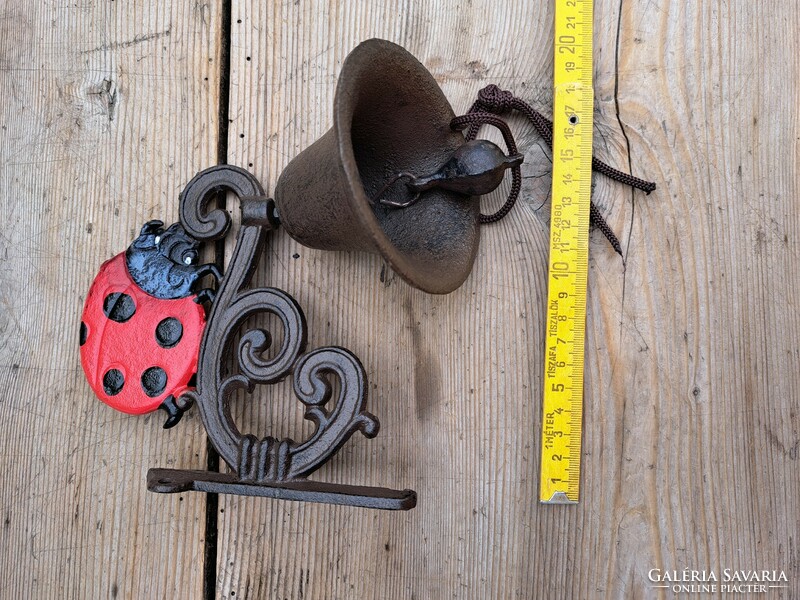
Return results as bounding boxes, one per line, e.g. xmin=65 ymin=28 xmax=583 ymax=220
xmin=164 ymin=222 xmax=188 ymax=235
xmin=139 ymin=220 xmax=164 ymax=237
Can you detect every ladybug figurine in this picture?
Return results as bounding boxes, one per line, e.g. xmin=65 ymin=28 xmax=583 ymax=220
xmin=79 ymin=220 xmax=220 ymax=428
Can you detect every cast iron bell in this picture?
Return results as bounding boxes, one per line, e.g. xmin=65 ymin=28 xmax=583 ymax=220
xmin=274 ymin=39 xmax=520 ymax=294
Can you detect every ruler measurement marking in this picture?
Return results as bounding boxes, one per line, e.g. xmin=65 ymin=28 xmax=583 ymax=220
xmin=539 ymin=0 xmax=593 ymax=505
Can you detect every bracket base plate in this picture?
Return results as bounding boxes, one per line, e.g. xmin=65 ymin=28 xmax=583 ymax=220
xmin=147 ymin=468 xmax=417 ymax=510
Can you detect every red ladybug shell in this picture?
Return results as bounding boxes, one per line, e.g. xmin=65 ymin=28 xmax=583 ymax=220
xmin=80 ymin=253 xmax=205 ymax=415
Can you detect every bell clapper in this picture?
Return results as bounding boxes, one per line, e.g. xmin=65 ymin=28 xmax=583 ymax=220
xmin=370 ymin=139 xmax=523 ymax=211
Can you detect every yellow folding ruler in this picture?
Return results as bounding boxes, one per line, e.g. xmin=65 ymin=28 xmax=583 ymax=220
xmin=539 ymin=0 xmax=594 ymax=504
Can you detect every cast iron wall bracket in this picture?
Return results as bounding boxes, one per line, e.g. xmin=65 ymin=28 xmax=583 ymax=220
xmin=146 ymin=165 xmax=416 ymax=510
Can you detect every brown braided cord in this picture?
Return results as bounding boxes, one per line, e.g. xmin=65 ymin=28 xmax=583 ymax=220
xmin=461 ymin=84 xmax=656 ymax=254
xmin=589 ymin=202 xmax=622 ymax=256
xmin=469 ymin=85 xmax=657 ymax=194
xmin=450 ymin=112 xmax=523 ymax=223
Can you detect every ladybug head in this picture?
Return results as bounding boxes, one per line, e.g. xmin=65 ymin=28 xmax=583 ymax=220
xmin=126 ymin=220 xmax=209 ymax=300
xmin=130 ymin=220 xmax=201 ymax=268
xmin=158 ymin=223 xmax=201 ymax=268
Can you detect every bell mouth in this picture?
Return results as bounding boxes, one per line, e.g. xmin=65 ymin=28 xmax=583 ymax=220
xmin=333 ymin=39 xmax=481 ymax=294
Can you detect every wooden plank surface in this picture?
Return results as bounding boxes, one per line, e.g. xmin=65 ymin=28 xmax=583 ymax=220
xmin=0 ymin=2 xmax=221 ymax=597
xmin=2 ymin=0 xmax=799 ymax=598
xmin=220 ymin=0 xmax=800 ymax=598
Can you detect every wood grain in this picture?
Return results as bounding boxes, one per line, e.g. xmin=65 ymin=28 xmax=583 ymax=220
xmin=2 ymin=0 xmax=799 ymax=598
xmin=0 ymin=2 xmax=221 ymax=597
xmin=219 ymin=0 xmax=800 ymax=598
xmin=220 ymin=0 xmax=556 ymax=597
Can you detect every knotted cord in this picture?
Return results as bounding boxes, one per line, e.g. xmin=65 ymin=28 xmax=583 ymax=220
xmin=454 ymin=84 xmax=656 ymax=255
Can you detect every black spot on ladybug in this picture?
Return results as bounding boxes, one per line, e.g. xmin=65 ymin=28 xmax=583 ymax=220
xmin=80 ymin=322 xmax=88 ymax=346
xmin=103 ymin=293 xmax=136 ymax=322
xmin=141 ymin=366 xmax=167 ymax=397
xmin=103 ymin=369 xmax=125 ymax=396
xmin=155 ymin=317 xmax=183 ymax=348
